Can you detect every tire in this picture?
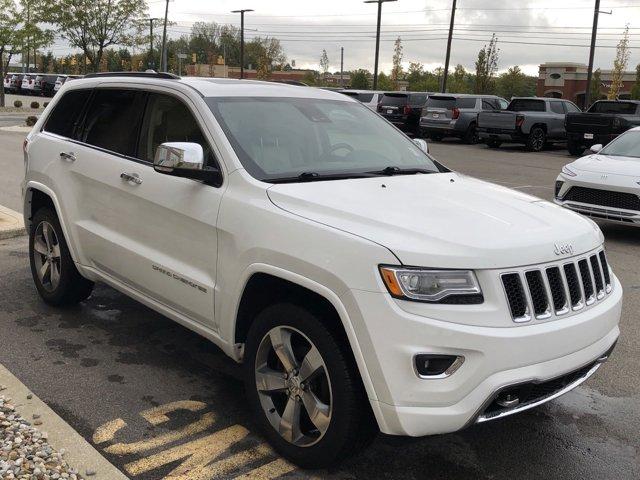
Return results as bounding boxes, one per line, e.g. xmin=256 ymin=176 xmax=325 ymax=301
xmin=463 ymin=123 xmax=479 ymax=144
xmin=526 ymin=126 xmax=547 ymax=152
xmin=486 ymin=138 xmax=502 ymax=148
xmin=430 ymin=133 xmax=443 ymax=141
xmin=567 ymin=140 xmax=585 ymax=157
xmin=243 ymin=303 xmax=376 ymax=468
xmin=29 ymin=207 xmax=94 ymax=306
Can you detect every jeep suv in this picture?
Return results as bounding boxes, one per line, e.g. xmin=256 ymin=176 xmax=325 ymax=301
xmin=22 ymin=72 xmax=621 ymax=468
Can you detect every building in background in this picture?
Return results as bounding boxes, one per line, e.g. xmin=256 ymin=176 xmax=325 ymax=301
xmin=537 ymin=62 xmax=636 ymax=108
xmin=185 ymin=64 xmax=316 ymax=83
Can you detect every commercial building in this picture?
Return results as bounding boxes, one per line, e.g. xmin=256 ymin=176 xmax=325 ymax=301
xmin=537 ymin=62 xmax=637 ymax=108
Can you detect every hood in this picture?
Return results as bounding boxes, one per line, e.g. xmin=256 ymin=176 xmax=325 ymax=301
xmin=571 ymin=154 xmax=640 ymax=177
xmin=267 ymin=172 xmax=602 ymax=269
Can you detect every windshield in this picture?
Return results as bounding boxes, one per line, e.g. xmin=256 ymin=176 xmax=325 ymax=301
xmin=600 ymin=130 xmax=640 ymax=158
xmin=206 ymin=96 xmax=444 ymax=182
xmin=589 ymin=101 xmax=639 ymax=115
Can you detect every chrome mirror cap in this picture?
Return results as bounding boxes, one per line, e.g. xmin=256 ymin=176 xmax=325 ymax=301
xmin=590 ymin=144 xmax=603 ymax=154
xmin=154 ymin=142 xmax=204 ymax=171
xmin=413 ymin=138 xmax=429 ymax=154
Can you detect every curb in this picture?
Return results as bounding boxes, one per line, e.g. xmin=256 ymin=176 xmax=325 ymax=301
xmin=0 ymin=205 xmax=26 ymax=239
xmin=0 ymin=125 xmax=32 ymax=133
xmin=0 ymin=364 xmax=129 ymax=480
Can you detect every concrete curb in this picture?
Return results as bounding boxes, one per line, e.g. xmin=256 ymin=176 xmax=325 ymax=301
xmin=0 ymin=204 xmax=26 ymax=239
xmin=0 ymin=125 xmax=32 ymax=133
xmin=0 ymin=364 xmax=129 ymax=480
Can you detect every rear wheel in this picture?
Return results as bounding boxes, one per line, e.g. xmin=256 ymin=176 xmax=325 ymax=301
xmin=244 ymin=303 xmax=376 ymax=468
xmin=567 ymin=140 xmax=585 ymax=157
xmin=29 ymin=208 xmax=94 ymax=306
xmin=526 ymin=127 xmax=546 ymax=152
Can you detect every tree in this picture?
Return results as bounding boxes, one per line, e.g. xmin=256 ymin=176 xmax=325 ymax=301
xmin=319 ymin=49 xmax=329 ymax=83
xmin=474 ymin=34 xmax=499 ymax=94
xmin=350 ymin=69 xmax=369 ymax=89
xmin=496 ymin=66 xmax=528 ymax=99
xmin=608 ymin=25 xmax=630 ymax=100
xmin=51 ymin=0 xmax=147 ymax=72
xmin=391 ymin=37 xmax=403 ymax=90
xmin=631 ymin=64 xmax=640 ymax=100
xmin=448 ymin=64 xmax=470 ymax=93
xmin=589 ymin=68 xmax=603 ymax=107
xmin=0 ymin=0 xmax=20 ymax=107
xmin=377 ymin=71 xmax=393 ymax=91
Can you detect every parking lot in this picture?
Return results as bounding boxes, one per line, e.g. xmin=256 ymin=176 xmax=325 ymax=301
xmin=0 ymin=126 xmax=639 ymax=479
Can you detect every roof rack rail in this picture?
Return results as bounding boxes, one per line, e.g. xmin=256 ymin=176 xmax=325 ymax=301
xmin=83 ymin=71 xmax=180 ymax=80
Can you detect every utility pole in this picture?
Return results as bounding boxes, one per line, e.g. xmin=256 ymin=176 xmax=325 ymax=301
xmin=441 ymin=0 xmax=457 ymax=93
xmin=149 ymin=18 xmax=155 ymax=70
xmin=584 ymin=1 xmax=611 ymax=108
xmin=340 ymin=47 xmax=344 ymax=87
xmin=160 ymin=0 xmax=170 ymax=72
xmin=232 ymin=9 xmax=254 ymax=79
xmin=364 ymin=0 xmax=397 ymax=90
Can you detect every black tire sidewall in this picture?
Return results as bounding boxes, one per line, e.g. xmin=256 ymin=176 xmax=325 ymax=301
xmin=243 ymin=303 xmax=368 ymax=468
xmin=528 ymin=127 xmax=546 ymax=151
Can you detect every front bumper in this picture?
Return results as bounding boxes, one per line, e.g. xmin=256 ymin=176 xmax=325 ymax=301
xmin=343 ymin=273 xmax=622 ymax=437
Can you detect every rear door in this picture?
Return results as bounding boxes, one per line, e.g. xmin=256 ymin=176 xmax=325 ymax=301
xmin=69 ymin=87 xmax=221 ymax=328
xmin=548 ymin=101 xmax=567 ymax=139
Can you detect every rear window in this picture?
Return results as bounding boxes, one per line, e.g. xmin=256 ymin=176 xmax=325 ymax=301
xmin=342 ymin=92 xmax=375 ymax=103
xmin=43 ymin=89 xmax=92 ymax=139
xmin=426 ymin=96 xmax=476 ymax=109
xmin=380 ymin=94 xmax=408 ymax=106
xmin=409 ymin=94 xmax=427 ymax=105
xmin=588 ymin=101 xmax=639 ymax=114
xmin=507 ymin=99 xmax=546 ymax=112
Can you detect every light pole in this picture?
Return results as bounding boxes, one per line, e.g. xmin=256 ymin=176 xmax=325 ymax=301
xmin=441 ymin=0 xmax=457 ymax=93
xmin=364 ymin=0 xmax=397 ymax=90
xmin=160 ymin=0 xmax=170 ymax=72
xmin=584 ymin=0 xmax=611 ymax=109
xmin=340 ymin=47 xmax=344 ymax=87
xmin=232 ymin=9 xmax=254 ymax=79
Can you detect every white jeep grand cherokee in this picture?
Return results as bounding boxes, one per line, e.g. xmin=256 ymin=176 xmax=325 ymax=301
xmin=22 ymin=72 xmax=621 ymax=468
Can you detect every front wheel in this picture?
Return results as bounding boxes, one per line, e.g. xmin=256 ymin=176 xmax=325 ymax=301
xmin=29 ymin=207 xmax=94 ymax=306
xmin=243 ymin=303 xmax=376 ymax=468
xmin=526 ymin=127 xmax=547 ymax=152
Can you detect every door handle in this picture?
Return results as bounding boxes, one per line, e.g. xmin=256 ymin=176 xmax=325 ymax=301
xmin=120 ymin=172 xmax=143 ymax=185
xmin=59 ymin=151 xmax=76 ymax=162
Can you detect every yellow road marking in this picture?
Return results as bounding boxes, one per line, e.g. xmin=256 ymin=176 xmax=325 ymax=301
xmin=141 ymin=400 xmax=207 ymax=426
xmin=125 ymin=424 xmax=250 ymax=478
xmin=93 ymin=418 xmax=127 ymax=444
xmin=105 ymin=412 xmax=217 ymax=456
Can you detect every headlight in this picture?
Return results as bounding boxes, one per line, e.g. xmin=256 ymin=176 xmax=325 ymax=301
xmin=562 ymin=165 xmax=577 ymax=177
xmin=379 ymin=266 xmax=481 ymax=302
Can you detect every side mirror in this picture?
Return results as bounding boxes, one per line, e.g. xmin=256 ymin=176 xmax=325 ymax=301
xmin=413 ymin=138 xmax=429 ymax=154
xmin=154 ymin=142 xmax=222 ymax=186
xmin=590 ymin=144 xmax=603 ymax=154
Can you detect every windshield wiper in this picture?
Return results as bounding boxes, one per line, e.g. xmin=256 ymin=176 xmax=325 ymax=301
xmin=370 ymin=166 xmax=436 ymax=176
xmin=268 ymin=171 xmax=380 ymax=184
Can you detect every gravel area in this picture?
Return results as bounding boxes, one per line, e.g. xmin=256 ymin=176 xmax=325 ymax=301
xmin=0 ymin=394 xmax=84 ymax=479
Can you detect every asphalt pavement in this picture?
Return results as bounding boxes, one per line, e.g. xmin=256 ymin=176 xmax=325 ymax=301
xmin=0 ymin=136 xmax=639 ymax=479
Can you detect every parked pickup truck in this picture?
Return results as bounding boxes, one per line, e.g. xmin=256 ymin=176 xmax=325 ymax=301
xmin=477 ymin=97 xmax=581 ymax=152
xmin=565 ymin=100 xmax=640 ymax=156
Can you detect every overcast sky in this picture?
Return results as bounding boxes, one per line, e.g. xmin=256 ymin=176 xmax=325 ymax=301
xmin=144 ymin=1 xmax=637 ymax=75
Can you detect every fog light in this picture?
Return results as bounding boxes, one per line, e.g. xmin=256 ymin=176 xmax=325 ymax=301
xmin=414 ymin=354 xmax=464 ymax=378
xmin=555 ymin=181 xmax=564 ymax=198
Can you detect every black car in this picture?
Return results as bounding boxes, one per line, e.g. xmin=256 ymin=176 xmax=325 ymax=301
xmin=34 ymin=74 xmax=59 ymax=97
xmin=565 ymin=100 xmax=640 ymax=156
xmin=377 ymin=92 xmax=429 ymax=136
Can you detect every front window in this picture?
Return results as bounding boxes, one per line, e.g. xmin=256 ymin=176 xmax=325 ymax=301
xmin=206 ymin=96 xmax=444 ymax=182
xmin=599 ymin=130 xmax=640 ymax=158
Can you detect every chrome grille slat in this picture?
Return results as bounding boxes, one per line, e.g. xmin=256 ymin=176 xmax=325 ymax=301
xmin=503 ymin=249 xmax=612 ymax=323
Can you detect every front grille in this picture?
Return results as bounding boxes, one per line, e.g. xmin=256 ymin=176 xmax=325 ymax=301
xmin=563 ymin=186 xmax=640 ymax=212
xmin=502 ymin=249 xmax=612 ymax=322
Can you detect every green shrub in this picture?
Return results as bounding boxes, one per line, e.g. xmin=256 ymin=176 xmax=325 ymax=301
xmin=25 ymin=116 xmax=37 ymax=127
xmin=30 ymin=101 xmax=40 ymax=109
xmin=13 ymin=100 xmax=22 ymax=108
xmin=43 ymin=102 xmax=49 ymax=107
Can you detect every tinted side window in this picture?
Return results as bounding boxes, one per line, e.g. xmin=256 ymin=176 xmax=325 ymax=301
xmin=43 ymin=89 xmax=92 ymax=139
xmin=357 ymin=93 xmax=374 ymax=103
xmin=564 ymin=102 xmax=581 ymax=113
xmin=137 ymin=93 xmax=214 ymax=166
xmin=81 ymin=89 xmax=147 ymax=157
xmin=481 ymin=99 xmax=495 ymax=110
xmin=410 ymin=94 xmax=427 ymax=105
xmin=457 ymin=97 xmax=477 ymax=109
xmin=550 ymin=102 xmax=565 ymax=114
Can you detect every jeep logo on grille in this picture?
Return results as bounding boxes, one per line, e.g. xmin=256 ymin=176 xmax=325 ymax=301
xmin=554 ymin=243 xmax=574 ymax=256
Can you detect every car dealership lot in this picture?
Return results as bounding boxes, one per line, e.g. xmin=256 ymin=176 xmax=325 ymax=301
xmin=1 ymin=129 xmax=639 ymax=479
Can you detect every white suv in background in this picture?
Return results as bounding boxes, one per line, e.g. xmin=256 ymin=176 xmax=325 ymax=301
xmin=22 ymin=72 xmax=622 ymax=468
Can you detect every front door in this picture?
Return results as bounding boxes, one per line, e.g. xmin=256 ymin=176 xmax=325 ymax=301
xmin=70 ymin=88 xmax=223 ymax=329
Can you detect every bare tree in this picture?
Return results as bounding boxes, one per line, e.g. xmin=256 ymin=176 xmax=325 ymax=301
xmin=474 ymin=34 xmax=499 ymax=94
xmin=319 ymin=49 xmax=329 ymax=83
xmin=608 ymin=25 xmax=630 ymax=100
xmin=391 ymin=37 xmax=403 ymax=90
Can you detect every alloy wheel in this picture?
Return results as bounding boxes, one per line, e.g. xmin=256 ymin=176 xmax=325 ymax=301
xmin=32 ymin=221 xmax=62 ymax=292
xmin=254 ymin=326 xmax=333 ymax=447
